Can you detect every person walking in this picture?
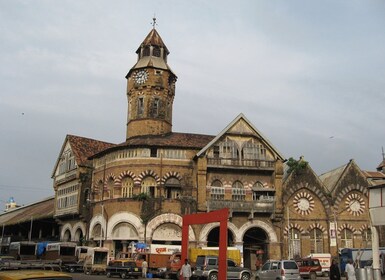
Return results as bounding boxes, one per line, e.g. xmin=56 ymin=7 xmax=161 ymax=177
xmin=142 ymin=259 xmax=148 ymax=278
xmin=345 ymin=259 xmax=356 ymax=280
xmin=330 ymin=259 xmax=341 ymax=280
xmin=180 ymin=259 xmax=192 ymax=280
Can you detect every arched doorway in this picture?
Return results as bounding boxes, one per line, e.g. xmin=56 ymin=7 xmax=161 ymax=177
xmin=111 ymin=222 xmax=139 ymax=258
xmin=63 ymin=229 xmax=71 ymax=242
xmin=243 ymin=227 xmax=268 ymax=270
xmin=207 ymin=227 xmax=234 ymax=247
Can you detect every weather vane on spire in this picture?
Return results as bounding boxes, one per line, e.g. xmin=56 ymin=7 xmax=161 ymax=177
xmin=152 ymin=15 xmax=157 ymax=29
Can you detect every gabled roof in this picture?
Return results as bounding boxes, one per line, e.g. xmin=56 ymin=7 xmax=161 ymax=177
xmin=319 ymin=163 xmax=347 ymax=193
xmin=51 ymin=135 xmax=115 ymax=177
xmin=319 ymin=159 xmax=365 ymax=193
xmin=196 ymin=113 xmax=285 ymax=159
xmin=90 ymin=132 xmax=215 ymax=159
xmin=0 ymin=196 xmax=54 ymax=226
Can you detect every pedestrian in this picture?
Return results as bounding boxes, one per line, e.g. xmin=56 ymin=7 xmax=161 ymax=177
xmin=345 ymin=259 xmax=356 ymax=280
xmin=180 ymin=259 xmax=192 ymax=280
xmin=142 ymin=259 xmax=148 ymax=278
xmin=330 ymin=259 xmax=341 ymax=280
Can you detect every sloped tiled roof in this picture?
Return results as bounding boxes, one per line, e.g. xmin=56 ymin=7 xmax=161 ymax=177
xmin=67 ymin=135 xmax=115 ymax=166
xmin=0 ymin=197 xmax=54 ymax=226
xmin=362 ymin=170 xmax=385 ymax=179
xmin=377 ymin=159 xmax=385 ymax=169
xmin=319 ymin=163 xmax=347 ymax=192
xmin=90 ymin=132 xmax=215 ymax=159
xmin=137 ymin=28 xmax=169 ymax=54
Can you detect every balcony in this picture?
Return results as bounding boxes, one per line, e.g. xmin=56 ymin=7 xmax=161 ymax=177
xmin=207 ymin=157 xmax=275 ymax=170
xmin=207 ymin=198 xmax=275 ymax=215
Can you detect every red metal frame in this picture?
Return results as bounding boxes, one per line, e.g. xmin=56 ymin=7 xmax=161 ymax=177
xmin=181 ymin=208 xmax=229 ymax=280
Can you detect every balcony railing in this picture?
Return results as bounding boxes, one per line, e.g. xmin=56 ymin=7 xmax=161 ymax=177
xmin=207 ymin=198 xmax=275 ymax=214
xmin=207 ymin=158 xmax=275 ymax=170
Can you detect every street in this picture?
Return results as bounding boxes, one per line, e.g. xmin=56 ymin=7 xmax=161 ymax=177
xmin=69 ymin=272 xmax=334 ymax=280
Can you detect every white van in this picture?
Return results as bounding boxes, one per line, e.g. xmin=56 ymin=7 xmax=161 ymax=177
xmin=307 ymin=253 xmax=331 ymax=276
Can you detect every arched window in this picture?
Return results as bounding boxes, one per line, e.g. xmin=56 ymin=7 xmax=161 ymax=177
xmin=310 ymin=228 xmax=324 ymax=253
xmin=232 ymin=180 xmax=245 ymax=201
xmin=152 ymin=46 xmax=161 ymax=57
xmin=165 ymin=177 xmax=181 ymax=199
xmin=289 ymin=228 xmax=301 ymax=259
xmin=143 ymin=46 xmax=150 ymax=57
xmin=362 ymin=228 xmax=372 ymax=247
xmin=106 ymin=178 xmax=114 ymax=199
xmin=141 ymin=176 xmax=157 ymax=197
xmin=63 ymin=229 xmax=71 ymax=242
xmin=341 ymin=228 xmax=354 ymax=248
xmin=211 ymin=180 xmax=224 ymax=200
xmin=122 ymin=177 xmax=134 ymax=198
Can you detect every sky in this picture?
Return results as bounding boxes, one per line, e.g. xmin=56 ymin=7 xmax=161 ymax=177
xmin=1 ymin=0 xmax=385 ymax=208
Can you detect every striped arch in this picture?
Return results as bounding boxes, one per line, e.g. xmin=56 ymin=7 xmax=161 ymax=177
xmin=284 ymin=182 xmax=331 ymax=213
xmin=146 ymin=213 xmax=196 ymax=241
xmin=60 ymin=223 xmax=73 ymax=241
xmin=199 ymin=221 xmax=239 ymax=243
xmin=209 ymin=177 xmax=225 ymax=186
xmin=284 ymin=223 xmax=306 ymax=234
xmin=137 ymin=170 xmax=160 ymax=185
xmin=359 ymin=224 xmax=370 ymax=233
xmin=334 ymin=184 xmax=368 ymax=211
xmin=308 ymin=223 xmax=327 ymax=235
xmin=104 ymin=173 xmax=117 ymax=185
xmin=94 ymin=179 xmax=104 ymax=192
xmin=161 ymin=171 xmax=182 ymax=184
xmin=338 ymin=223 xmax=356 ymax=233
xmin=115 ymin=171 xmax=137 ymax=187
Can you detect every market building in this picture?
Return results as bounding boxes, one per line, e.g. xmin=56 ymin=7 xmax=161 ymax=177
xmin=47 ymin=25 xmax=381 ymax=269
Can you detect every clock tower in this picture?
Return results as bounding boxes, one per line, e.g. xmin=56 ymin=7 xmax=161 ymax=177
xmin=125 ymin=26 xmax=177 ymax=139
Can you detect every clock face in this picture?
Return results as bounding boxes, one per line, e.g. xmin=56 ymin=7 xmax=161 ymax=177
xmin=134 ymin=69 xmax=148 ymax=84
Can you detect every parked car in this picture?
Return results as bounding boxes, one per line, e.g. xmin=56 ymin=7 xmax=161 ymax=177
xmin=295 ymin=258 xmax=322 ymax=279
xmin=192 ymin=255 xmax=252 ymax=280
xmin=106 ymin=259 xmax=142 ymax=278
xmin=255 ymin=260 xmax=300 ymax=280
xmin=0 ymin=269 xmax=72 ymax=280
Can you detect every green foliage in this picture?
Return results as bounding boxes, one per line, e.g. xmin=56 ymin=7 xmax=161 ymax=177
xmin=287 ymin=157 xmax=308 ymax=175
xmin=133 ymin=192 xmax=149 ymax=201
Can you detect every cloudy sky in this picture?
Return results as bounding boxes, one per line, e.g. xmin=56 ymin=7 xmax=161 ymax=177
xmin=1 ymin=0 xmax=384 ymax=207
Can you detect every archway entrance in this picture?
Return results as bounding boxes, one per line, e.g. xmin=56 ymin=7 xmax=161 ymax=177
xmin=243 ymin=227 xmax=268 ymax=270
xmin=207 ymin=227 xmax=234 ymax=247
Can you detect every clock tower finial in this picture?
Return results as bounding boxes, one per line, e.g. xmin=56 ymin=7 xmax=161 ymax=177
xmin=152 ymin=15 xmax=157 ymax=29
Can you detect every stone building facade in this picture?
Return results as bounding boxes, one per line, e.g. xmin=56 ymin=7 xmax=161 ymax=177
xmin=51 ymin=26 xmax=379 ymax=269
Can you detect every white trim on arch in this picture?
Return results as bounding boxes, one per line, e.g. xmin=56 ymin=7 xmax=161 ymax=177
xmin=107 ymin=212 xmax=143 ymax=240
xmin=89 ymin=214 xmax=107 ymax=240
xmin=238 ymin=220 xmax=278 ymax=243
xmin=198 ymin=221 xmax=239 ymax=243
xmin=60 ymin=223 xmax=73 ymax=241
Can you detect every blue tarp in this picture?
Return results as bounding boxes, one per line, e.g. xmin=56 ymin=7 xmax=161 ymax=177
xmin=36 ymin=242 xmax=50 ymax=257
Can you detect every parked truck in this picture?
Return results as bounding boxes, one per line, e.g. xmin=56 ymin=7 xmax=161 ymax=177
xmin=83 ymin=247 xmax=109 ymax=275
xmin=9 ymin=242 xmax=37 ymax=260
xmin=42 ymin=242 xmax=77 ymax=264
xmin=164 ymin=247 xmax=241 ymax=279
xmin=306 ymin=253 xmax=332 ymax=276
xmin=132 ymin=244 xmax=181 ymax=276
